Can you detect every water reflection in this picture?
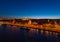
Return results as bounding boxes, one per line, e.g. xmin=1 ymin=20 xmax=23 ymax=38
xmin=0 ymin=24 xmax=60 ymax=42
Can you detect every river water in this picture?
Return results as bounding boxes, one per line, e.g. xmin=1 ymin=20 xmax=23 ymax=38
xmin=0 ymin=24 xmax=60 ymax=42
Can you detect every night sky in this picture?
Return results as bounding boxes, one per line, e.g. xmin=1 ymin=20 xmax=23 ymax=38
xmin=0 ymin=0 xmax=60 ymax=18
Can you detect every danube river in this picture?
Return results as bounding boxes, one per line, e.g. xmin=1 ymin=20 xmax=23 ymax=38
xmin=0 ymin=24 xmax=60 ymax=42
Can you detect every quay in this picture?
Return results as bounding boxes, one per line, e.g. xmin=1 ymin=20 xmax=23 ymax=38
xmin=0 ymin=18 xmax=60 ymax=33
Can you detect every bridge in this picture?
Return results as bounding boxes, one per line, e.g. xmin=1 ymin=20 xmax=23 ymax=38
xmin=0 ymin=19 xmax=60 ymax=33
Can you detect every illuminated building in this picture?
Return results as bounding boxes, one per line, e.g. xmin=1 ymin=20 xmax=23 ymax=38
xmin=28 ymin=20 xmax=32 ymax=25
xmin=32 ymin=22 xmax=38 ymax=25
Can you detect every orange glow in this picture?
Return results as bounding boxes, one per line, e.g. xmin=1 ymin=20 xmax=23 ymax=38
xmin=0 ymin=18 xmax=60 ymax=33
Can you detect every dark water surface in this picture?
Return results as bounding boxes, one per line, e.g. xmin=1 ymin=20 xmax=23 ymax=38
xmin=0 ymin=24 xmax=60 ymax=42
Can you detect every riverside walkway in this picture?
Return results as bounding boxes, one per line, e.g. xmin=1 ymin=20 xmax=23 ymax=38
xmin=0 ymin=21 xmax=60 ymax=33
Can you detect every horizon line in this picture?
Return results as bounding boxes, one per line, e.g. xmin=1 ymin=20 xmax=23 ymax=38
xmin=0 ymin=16 xmax=60 ymax=19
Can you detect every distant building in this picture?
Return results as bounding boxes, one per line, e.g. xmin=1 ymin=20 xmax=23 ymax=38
xmin=32 ymin=22 xmax=38 ymax=25
xmin=28 ymin=20 xmax=32 ymax=25
xmin=21 ymin=18 xmax=31 ymax=20
xmin=48 ymin=19 xmax=50 ymax=22
xmin=12 ymin=19 xmax=16 ymax=24
xmin=0 ymin=18 xmax=3 ymax=20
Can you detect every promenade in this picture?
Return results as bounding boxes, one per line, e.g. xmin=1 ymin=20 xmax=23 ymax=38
xmin=0 ymin=19 xmax=60 ymax=33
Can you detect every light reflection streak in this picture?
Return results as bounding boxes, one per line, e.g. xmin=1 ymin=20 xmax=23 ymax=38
xmin=0 ymin=24 xmax=59 ymax=39
xmin=40 ymin=30 xmax=44 ymax=35
xmin=49 ymin=32 xmax=52 ymax=36
xmin=45 ymin=31 xmax=49 ymax=36
xmin=11 ymin=26 xmax=20 ymax=32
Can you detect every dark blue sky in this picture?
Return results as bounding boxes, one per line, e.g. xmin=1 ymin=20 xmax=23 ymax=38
xmin=0 ymin=0 xmax=60 ymax=18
